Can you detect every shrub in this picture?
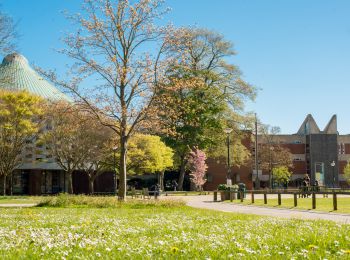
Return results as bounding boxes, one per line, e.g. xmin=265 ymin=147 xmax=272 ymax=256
xmin=36 ymin=193 xmax=185 ymax=208
xmin=217 ymin=184 xmax=238 ymax=191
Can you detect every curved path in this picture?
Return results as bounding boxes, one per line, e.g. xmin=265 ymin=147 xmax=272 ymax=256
xmin=0 ymin=203 xmax=37 ymax=207
xmin=183 ymin=195 xmax=350 ymax=223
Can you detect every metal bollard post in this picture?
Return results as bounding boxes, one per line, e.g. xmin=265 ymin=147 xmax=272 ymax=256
xmin=278 ymin=192 xmax=281 ymax=205
xmin=312 ymin=192 xmax=316 ymax=209
xmin=333 ymin=192 xmax=337 ymax=211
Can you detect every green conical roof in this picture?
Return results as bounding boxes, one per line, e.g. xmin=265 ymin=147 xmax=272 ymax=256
xmin=0 ymin=53 xmax=71 ymax=101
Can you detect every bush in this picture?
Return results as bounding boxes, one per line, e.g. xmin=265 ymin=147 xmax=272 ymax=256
xmin=217 ymin=184 xmax=228 ymax=191
xmin=217 ymin=184 xmax=238 ymax=191
xmin=36 ymin=193 xmax=185 ymax=208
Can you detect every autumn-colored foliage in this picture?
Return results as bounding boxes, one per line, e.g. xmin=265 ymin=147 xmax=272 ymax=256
xmin=43 ymin=102 xmax=113 ymax=194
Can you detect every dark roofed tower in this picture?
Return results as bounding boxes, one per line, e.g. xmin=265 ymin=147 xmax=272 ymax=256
xmin=298 ymin=115 xmax=339 ymax=187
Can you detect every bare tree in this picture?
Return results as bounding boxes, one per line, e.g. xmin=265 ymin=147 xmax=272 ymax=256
xmin=0 ymin=9 xmax=17 ymax=86
xmin=0 ymin=9 xmax=17 ymax=54
xmin=79 ymin=126 xmax=114 ymax=195
xmin=44 ymin=102 xmax=110 ymax=194
xmin=258 ymin=124 xmax=293 ymax=188
xmin=39 ymin=0 xmax=173 ymax=200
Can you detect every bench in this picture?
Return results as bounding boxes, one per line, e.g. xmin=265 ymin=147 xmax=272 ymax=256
xmin=130 ymin=188 xmax=142 ymax=198
xmin=142 ymin=188 xmax=151 ymax=199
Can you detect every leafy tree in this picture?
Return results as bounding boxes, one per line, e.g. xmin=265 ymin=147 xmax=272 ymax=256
xmin=166 ymin=28 xmax=256 ymax=108
xmin=157 ymin=28 xmax=256 ymax=190
xmin=343 ymin=162 xmax=350 ymax=185
xmin=39 ymin=0 xmax=176 ymax=200
xmin=272 ymin=166 xmax=292 ymax=187
xmin=207 ymin=117 xmax=252 ymax=182
xmin=157 ymin=75 xmax=227 ymax=190
xmin=128 ymin=134 xmax=173 ymax=174
xmin=0 ymin=91 xmax=43 ymax=195
xmin=113 ymin=134 xmax=173 ymax=190
xmin=188 ymin=148 xmax=207 ymax=191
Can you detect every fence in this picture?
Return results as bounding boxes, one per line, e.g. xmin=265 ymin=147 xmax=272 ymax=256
xmin=213 ymin=189 xmax=350 ymax=211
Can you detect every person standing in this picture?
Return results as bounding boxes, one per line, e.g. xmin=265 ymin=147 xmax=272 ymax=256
xmin=172 ymin=180 xmax=178 ymax=191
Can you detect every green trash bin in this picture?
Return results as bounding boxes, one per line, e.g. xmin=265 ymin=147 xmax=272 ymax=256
xmin=237 ymin=183 xmax=246 ymax=199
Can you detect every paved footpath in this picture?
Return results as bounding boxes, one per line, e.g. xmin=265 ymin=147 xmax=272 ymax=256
xmin=183 ymin=195 xmax=350 ymax=224
xmin=0 ymin=204 xmax=37 ymax=208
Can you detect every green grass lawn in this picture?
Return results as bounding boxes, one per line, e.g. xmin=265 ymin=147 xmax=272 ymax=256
xmin=229 ymin=196 xmax=350 ymax=213
xmin=0 ymin=195 xmax=350 ymax=259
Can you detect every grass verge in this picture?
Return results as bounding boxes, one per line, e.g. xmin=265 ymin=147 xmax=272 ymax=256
xmin=229 ymin=196 xmax=350 ymax=213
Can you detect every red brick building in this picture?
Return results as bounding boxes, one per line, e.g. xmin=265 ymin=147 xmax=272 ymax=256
xmin=204 ymin=114 xmax=350 ymax=190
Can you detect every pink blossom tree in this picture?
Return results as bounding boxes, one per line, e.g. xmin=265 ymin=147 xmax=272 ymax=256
xmin=188 ymin=148 xmax=208 ymax=191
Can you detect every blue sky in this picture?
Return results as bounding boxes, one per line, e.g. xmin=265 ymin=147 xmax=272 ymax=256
xmin=1 ymin=0 xmax=350 ymax=134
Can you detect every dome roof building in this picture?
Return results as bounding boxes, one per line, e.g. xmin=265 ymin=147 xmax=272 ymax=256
xmin=0 ymin=53 xmax=72 ymax=195
xmin=0 ymin=53 xmax=70 ymax=101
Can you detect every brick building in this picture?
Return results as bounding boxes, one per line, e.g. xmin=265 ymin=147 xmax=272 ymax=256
xmin=204 ymin=114 xmax=350 ymax=190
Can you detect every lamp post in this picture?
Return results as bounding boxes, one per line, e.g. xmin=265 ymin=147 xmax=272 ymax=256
xmin=269 ymin=146 xmax=274 ymax=189
xmin=254 ymin=113 xmax=259 ymax=189
xmin=224 ymin=128 xmax=233 ymax=185
xmin=112 ymin=146 xmax=118 ymax=194
xmin=330 ymin=160 xmax=335 ymax=188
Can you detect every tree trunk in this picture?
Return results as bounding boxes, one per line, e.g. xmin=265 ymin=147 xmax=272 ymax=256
xmin=10 ymin=172 xmax=13 ymax=196
xmin=3 ymin=175 xmax=6 ymax=196
xmin=159 ymin=171 xmax=165 ymax=191
xmin=178 ymin=155 xmax=186 ymax=191
xmin=118 ymin=135 xmax=127 ymax=201
xmin=67 ymin=172 xmax=73 ymax=194
xmin=89 ymin=178 xmax=94 ymax=195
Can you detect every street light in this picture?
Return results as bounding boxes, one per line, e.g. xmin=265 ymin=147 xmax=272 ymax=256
xmin=112 ymin=146 xmax=118 ymax=194
xmin=224 ymin=128 xmax=233 ymax=185
xmin=254 ymin=113 xmax=259 ymax=189
xmin=330 ymin=160 xmax=336 ymax=188
xmin=269 ymin=146 xmax=274 ymax=189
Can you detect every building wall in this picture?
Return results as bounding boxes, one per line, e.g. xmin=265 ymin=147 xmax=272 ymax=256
xmin=309 ymin=134 xmax=338 ymax=186
xmin=204 ymin=131 xmax=350 ymax=191
xmin=72 ymin=171 xmax=116 ymax=194
xmin=203 ymin=158 xmax=252 ymax=191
